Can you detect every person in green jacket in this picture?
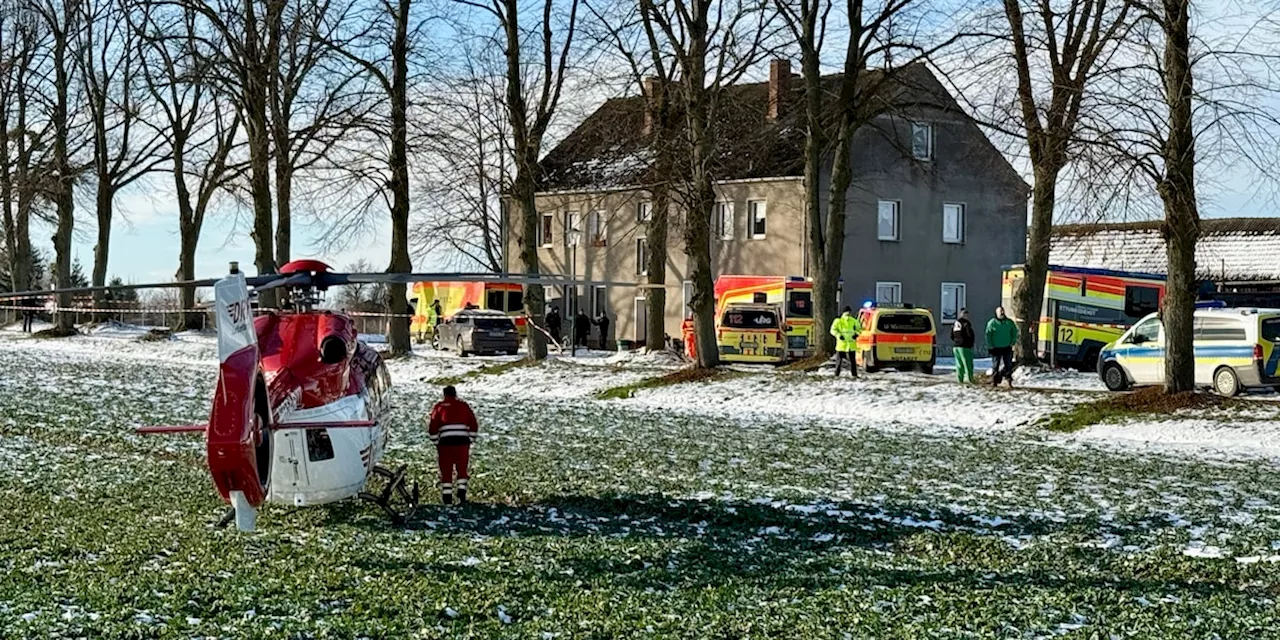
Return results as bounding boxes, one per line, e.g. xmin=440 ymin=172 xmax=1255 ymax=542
xmin=985 ymin=306 xmax=1019 ymax=387
xmin=830 ymin=306 xmax=863 ymax=378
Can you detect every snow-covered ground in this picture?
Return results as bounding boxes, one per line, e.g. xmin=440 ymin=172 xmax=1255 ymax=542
xmin=6 ymin=325 xmax=1280 ymax=636
xmin=3 ymin=324 xmax=1279 ymax=462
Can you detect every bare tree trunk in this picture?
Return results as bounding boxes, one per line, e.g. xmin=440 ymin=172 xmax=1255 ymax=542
xmin=684 ymin=179 xmax=716 ymax=368
xmin=1014 ymin=165 xmax=1061 ymax=364
xmin=246 ymin=0 xmax=278 ymax=307
xmin=385 ymin=0 xmax=411 ymax=356
xmin=1158 ymin=0 xmax=1197 ymax=393
xmin=644 ymin=182 xmax=669 ymax=351
xmin=273 ymin=162 xmax=292 ymax=268
xmin=51 ymin=11 xmax=75 ymax=333
xmin=819 ymin=120 xmax=854 ymax=341
xmin=91 ymin=179 xmax=112 ymax=317
xmin=491 ymin=0 xmax=576 ymax=361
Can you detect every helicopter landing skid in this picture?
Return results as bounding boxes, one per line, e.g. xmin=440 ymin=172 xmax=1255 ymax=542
xmin=359 ymin=464 xmax=420 ymax=526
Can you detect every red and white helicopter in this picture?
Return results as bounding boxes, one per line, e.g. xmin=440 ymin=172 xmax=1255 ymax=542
xmin=0 ymin=259 xmax=615 ymax=531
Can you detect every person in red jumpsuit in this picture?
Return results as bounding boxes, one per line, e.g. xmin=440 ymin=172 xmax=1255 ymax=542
xmin=427 ymin=385 xmax=479 ymax=504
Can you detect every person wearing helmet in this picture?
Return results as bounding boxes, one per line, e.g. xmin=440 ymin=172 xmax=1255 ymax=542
xmin=829 ymin=305 xmax=863 ymax=377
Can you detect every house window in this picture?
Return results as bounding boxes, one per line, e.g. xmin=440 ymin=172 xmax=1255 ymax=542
xmin=876 ymin=282 xmax=902 ymax=305
xmin=539 ymin=213 xmax=553 ymax=247
xmin=715 ymin=202 xmax=734 ymax=240
xmin=683 ymin=281 xmax=694 ymax=318
xmin=747 ymin=200 xmax=766 ymax=239
xmin=592 ymin=285 xmax=607 ymax=317
xmin=637 ymin=201 xmax=652 ymax=223
xmin=588 ymin=210 xmax=606 ymax=246
xmin=941 ymin=282 xmax=966 ymax=323
xmin=912 ymin=122 xmax=932 ymax=160
xmin=943 ymin=203 xmax=965 ymax=244
xmin=564 ymin=211 xmax=580 ymax=246
xmin=635 ymin=238 xmax=649 ymax=276
xmin=877 ymin=200 xmax=900 ymax=241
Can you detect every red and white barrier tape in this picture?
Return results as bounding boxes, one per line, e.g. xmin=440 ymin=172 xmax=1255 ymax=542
xmin=0 ymin=304 xmax=415 ymax=318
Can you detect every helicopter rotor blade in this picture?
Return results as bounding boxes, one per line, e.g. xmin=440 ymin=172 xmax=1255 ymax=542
xmin=0 ymin=274 xmax=300 ymax=303
xmin=325 ymin=272 xmax=641 ymax=288
xmin=0 ymin=278 xmax=224 ymax=301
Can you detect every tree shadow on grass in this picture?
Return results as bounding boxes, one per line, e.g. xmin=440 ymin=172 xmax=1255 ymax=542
xmin=327 ymin=492 xmax=1255 ymax=600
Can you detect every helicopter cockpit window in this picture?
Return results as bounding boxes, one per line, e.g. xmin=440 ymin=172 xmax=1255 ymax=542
xmin=306 ymin=429 xmax=335 ymax=462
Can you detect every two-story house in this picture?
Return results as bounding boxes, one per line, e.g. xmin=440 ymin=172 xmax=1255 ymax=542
xmin=512 ymin=60 xmax=1029 ymax=351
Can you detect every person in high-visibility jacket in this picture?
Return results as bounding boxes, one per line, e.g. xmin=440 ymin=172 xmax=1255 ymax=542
xmin=829 ymin=305 xmax=863 ymax=378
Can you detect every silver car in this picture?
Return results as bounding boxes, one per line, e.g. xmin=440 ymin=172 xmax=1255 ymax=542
xmin=434 ymin=309 xmax=520 ymax=356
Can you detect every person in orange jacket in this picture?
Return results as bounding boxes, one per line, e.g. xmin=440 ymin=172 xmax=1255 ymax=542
xmin=427 ymin=385 xmax=479 ymax=504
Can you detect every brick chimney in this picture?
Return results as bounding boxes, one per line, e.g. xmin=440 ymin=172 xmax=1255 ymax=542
xmin=768 ymin=59 xmax=791 ymax=121
xmin=642 ymin=76 xmax=660 ymax=136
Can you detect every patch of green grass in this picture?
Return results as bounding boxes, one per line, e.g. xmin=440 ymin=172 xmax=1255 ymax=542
xmin=1039 ymin=387 xmax=1232 ymax=433
xmin=9 ymin=337 xmax=1280 ymax=637
xmin=595 ymin=366 xmax=734 ymax=399
xmin=427 ymin=356 xmax=535 ymax=386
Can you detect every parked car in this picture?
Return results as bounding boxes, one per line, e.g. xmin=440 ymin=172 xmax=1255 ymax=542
xmin=855 ymin=303 xmax=937 ymax=374
xmin=434 ymin=309 xmax=520 ymax=356
xmin=1098 ymin=306 xmax=1280 ymax=396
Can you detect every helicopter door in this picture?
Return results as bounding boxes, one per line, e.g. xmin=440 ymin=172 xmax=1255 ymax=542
xmin=274 ymin=430 xmax=311 ymax=496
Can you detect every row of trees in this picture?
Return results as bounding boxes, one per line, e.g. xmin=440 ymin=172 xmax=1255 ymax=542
xmin=0 ymin=0 xmax=516 ymax=350
xmin=504 ymin=0 xmax=1278 ymax=395
xmin=2 ymin=0 xmax=1277 ymax=390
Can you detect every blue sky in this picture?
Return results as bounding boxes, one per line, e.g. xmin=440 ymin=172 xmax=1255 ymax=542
xmin=56 ymin=0 xmax=1280 ymax=284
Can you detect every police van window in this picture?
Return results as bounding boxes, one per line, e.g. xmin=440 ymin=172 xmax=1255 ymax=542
xmin=787 ymin=291 xmax=812 ymax=318
xmin=723 ymin=309 xmax=779 ymax=329
xmin=1124 ymin=286 xmax=1160 ymax=319
xmin=1128 ymin=318 xmax=1161 ymax=344
xmin=1263 ymin=318 xmax=1280 ymax=342
xmin=507 ymin=290 xmax=523 ymax=312
xmin=487 ymin=290 xmax=505 ymax=310
xmin=1196 ymin=316 xmax=1247 ymax=341
xmin=878 ymin=313 xmax=932 ymax=334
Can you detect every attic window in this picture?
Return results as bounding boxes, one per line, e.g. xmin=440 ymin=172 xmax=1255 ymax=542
xmin=911 ymin=123 xmax=933 ymax=160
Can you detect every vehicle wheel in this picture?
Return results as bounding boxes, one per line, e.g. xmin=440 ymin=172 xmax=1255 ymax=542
xmin=431 ymin=333 xmax=441 ymax=350
xmin=920 ymin=364 xmax=934 ymax=375
xmin=457 ymin=337 xmax=468 ymax=357
xmin=1214 ymin=366 xmax=1241 ymax=397
xmin=1102 ymin=362 xmax=1130 ymax=392
xmin=863 ymin=351 xmax=880 ymax=374
xmin=1077 ymin=349 xmax=1100 ymax=373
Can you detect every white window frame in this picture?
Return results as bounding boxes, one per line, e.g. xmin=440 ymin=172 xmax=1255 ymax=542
xmin=747 ymin=200 xmax=767 ymax=239
xmin=876 ymin=282 xmax=902 ymax=305
xmin=637 ymin=201 xmax=652 ymax=223
xmin=715 ymin=201 xmax=735 ymax=241
xmin=635 ymin=238 xmax=649 ymax=276
xmin=588 ymin=210 xmax=607 ymax=246
xmin=943 ymin=203 xmax=965 ymax=244
xmin=539 ymin=213 xmax=553 ymax=248
xmin=877 ymin=200 xmax=900 ymax=241
xmin=565 ymin=211 xmax=580 ymax=247
xmin=911 ymin=122 xmax=933 ymax=160
xmin=940 ymin=282 xmax=966 ymax=324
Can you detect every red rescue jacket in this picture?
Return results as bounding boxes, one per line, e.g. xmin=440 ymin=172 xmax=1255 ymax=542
xmin=428 ymin=398 xmax=479 ymax=446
